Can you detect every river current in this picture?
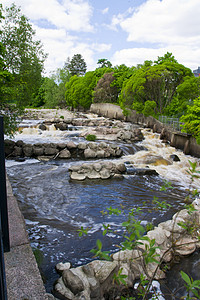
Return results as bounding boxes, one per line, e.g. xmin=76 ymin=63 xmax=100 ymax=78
xmin=5 ymin=116 xmax=200 ymax=298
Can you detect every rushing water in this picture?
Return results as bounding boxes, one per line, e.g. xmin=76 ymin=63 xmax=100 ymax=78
xmin=5 ymin=117 xmax=200 ymax=297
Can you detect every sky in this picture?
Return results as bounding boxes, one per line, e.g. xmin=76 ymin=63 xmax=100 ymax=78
xmin=1 ymin=0 xmax=200 ymax=75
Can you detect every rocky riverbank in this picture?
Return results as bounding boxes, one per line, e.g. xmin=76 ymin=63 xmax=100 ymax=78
xmin=53 ymin=198 xmax=200 ymax=300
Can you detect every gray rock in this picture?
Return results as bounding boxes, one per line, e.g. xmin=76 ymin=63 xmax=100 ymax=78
xmin=170 ymin=154 xmax=180 ymax=162
xmin=62 ymin=269 xmax=84 ymax=295
xmin=70 ymin=173 xmax=86 ymax=181
xmin=44 ymin=144 xmax=59 ymax=156
xmin=96 ymin=150 xmax=105 ymax=158
xmin=84 ymin=149 xmax=97 ymax=159
xmin=39 ymin=124 xmax=47 ymax=130
xmin=56 ymin=262 xmax=71 ymax=274
xmin=23 ymin=144 xmax=33 ymax=157
xmin=78 ymin=143 xmax=87 ymax=150
xmin=33 ymin=145 xmax=44 ymax=156
xmin=59 ymin=149 xmax=71 ymax=159
xmin=67 ymin=141 xmax=77 ymax=149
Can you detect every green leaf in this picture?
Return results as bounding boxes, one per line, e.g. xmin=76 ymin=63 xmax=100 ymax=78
xmin=180 ymin=271 xmax=191 ymax=285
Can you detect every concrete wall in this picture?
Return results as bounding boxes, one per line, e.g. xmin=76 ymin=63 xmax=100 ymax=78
xmin=90 ymin=103 xmax=200 ymax=158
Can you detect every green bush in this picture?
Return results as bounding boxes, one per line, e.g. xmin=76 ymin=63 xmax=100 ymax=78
xmin=86 ymin=134 xmax=96 ymax=141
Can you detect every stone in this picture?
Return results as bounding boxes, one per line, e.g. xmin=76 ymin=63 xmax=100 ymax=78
xmin=78 ymin=143 xmax=87 ymax=150
xmin=84 ymin=149 xmax=97 ymax=159
xmin=12 ymin=146 xmax=23 ymax=157
xmin=54 ymin=277 xmax=75 ymax=300
xmin=55 ymin=122 xmax=68 ymax=131
xmin=147 ymin=227 xmax=168 ymax=245
xmin=115 ymin=163 xmax=126 ymax=173
xmin=93 ymin=163 xmax=102 ymax=172
xmin=44 ymin=144 xmax=59 ymax=156
xmin=88 ymin=142 xmax=98 ymax=150
xmin=57 ymin=143 xmax=68 ymax=150
xmin=33 ymin=145 xmax=44 ymax=156
xmin=175 ymin=237 xmax=196 ymax=256
xmin=16 ymin=140 xmax=24 ymax=147
xmin=100 ymin=169 xmax=111 ymax=179
xmin=62 ymin=269 xmax=84 ymax=295
xmin=67 ymin=141 xmax=77 ymax=150
xmin=23 ymin=144 xmax=33 ymax=157
xmin=56 ymin=262 xmax=71 ymax=274
xmin=96 ymin=150 xmax=105 ymax=158
xmin=59 ymin=149 xmax=71 ymax=159
xmin=87 ymin=170 xmax=101 ymax=179
xmin=126 ymin=168 xmax=158 ymax=176
xmin=170 ymin=154 xmax=180 ymax=162
xmin=112 ymin=249 xmax=142 ymax=262
xmin=39 ymin=124 xmax=47 ymax=130
xmin=70 ymin=173 xmax=86 ymax=181
xmin=88 ymin=260 xmax=118 ymax=284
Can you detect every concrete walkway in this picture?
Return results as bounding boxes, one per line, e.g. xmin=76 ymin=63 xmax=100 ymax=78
xmin=4 ymin=177 xmax=55 ymax=300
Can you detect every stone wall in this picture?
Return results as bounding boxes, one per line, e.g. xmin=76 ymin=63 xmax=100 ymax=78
xmin=53 ymin=198 xmax=200 ymax=300
xmin=90 ymin=103 xmax=200 ymax=158
xmin=4 ymin=140 xmax=123 ymax=160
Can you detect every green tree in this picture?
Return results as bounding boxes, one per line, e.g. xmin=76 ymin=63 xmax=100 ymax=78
xmin=1 ymin=3 xmax=46 ymax=107
xmin=0 ymin=4 xmax=22 ymax=135
xmin=180 ymin=97 xmax=200 ymax=144
xmin=65 ymin=54 xmax=87 ymax=76
xmin=119 ymin=54 xmax=193 ymax=115
xmin=65 ymin=71 xmax=96 ymax=110
xmin=164 ymin=76 xmax=200 ymax=117
xmin=97 ymin=58 xmax=112 ymax=68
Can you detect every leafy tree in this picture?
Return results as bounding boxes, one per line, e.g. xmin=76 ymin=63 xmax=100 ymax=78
xmin=97 ymin=58 xmax=112 ymax=68
xmin=164 ymin=76 xmax=200 ymax=117
xmin=180 ymin=97 xmax=200 ymax=144
xmin=65 ymin=71 xmax=96 ymax=109
xmin=65 ymin=54 xmax=87 ymax=76
xmin=1 ymin=3 xmax=46 ymax=107
xmin=0 ymin=4 xmax=22 ymax=135
xmin=93 ymin=72 xmax=118 ymax=103
xmin=119 ymin=54 xmax=193 ymax=114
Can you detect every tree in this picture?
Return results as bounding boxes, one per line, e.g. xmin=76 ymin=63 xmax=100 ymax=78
xmin=97 ymin=58 xmax=112 ymax=68
xmin=119 ymin=54 xmax=193 ymax=115
xmin=164 ymin=76 xmax=200 ymax=117
xmin=180 ymin=97 xmax=200 ymax=144
xmin=93 ymin=72 xmax=118 ymax=104
xmin=65 ymin=71 xmax=96 ymax=110
xmin=0 ymin=4 xmax=22 ymax=135
xmin=65 ymin=54 xmax=87 ymax=76
xmin=1 ymin=3 xmax=46 ymax=107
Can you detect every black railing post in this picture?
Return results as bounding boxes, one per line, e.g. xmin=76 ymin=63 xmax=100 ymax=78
xmin=0 ymin=116 xmax=10 ymax=252
xmin=0 ymin=213 xmax=8 ymax=300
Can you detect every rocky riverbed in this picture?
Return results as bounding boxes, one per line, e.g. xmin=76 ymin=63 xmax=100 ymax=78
xmin=5 ymin=108 xmax=200 ymax=300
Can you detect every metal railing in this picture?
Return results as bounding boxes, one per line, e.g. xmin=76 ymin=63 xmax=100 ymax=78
xmin=0 ymin=116 xmax=10 ymax=299
xmin=158 ymin=115 xmax=184 ymax=132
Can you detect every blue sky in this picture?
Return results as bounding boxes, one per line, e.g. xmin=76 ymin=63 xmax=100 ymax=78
xmin=1 ymin=0 xmax=200 ymax=75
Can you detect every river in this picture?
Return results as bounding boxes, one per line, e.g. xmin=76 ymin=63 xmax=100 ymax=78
xmin=5 ymin=114 xmax=200 ymax=298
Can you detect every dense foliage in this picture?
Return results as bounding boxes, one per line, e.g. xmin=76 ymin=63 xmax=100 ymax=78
xmin=180 ymin=97 xmax=200 ymax=143
xmin=119 ymin=53 xmax=193 ymax=115
xmin=0 ymin=3 xmax=46 ymax=134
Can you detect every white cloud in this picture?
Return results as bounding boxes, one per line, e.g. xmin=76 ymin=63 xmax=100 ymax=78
xmin=1 ymin=0 xmax=94 ymax=32
xmin=111 ymin=45 xmax=200 ymax=70
xmin=119 ymin=0 xmax=200 ymax=46
xmin=102 ymin=7 xmax=109 ymax=15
